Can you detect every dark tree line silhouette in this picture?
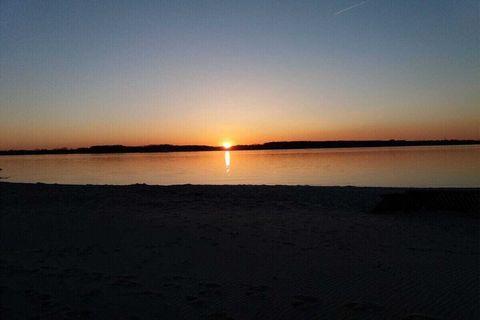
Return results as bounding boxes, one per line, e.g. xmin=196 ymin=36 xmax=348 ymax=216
xmin=0 ymin=140 xmax=478 ymax=156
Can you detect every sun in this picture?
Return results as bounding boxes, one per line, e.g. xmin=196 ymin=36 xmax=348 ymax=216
xmin=223 ymin=142 xmax=232 ymax=149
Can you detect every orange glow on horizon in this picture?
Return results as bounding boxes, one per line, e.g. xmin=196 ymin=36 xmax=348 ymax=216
xmin=0 ymin=117 xmax=479 ymax=150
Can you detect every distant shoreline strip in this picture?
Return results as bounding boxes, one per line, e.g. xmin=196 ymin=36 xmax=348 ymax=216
xmin=0 ymin=140 xmax=478 ymax=156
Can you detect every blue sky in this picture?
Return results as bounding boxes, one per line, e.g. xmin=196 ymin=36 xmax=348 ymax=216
xmin=1 ymin=0 xmax=478 ymax=148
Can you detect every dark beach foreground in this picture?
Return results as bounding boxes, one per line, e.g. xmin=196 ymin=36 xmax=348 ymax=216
xmin=0 ymin=182 xmax=478 ymax=319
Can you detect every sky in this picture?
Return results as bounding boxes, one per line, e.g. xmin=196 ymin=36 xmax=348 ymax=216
xmin=0 ymin=0 xmax=478 ymax=149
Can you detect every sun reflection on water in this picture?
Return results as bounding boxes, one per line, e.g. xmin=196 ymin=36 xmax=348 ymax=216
xmin=224 ymin=151 xmax=231 ymax=174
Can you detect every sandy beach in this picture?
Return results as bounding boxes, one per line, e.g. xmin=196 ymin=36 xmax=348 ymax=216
xmin=1 ymin=182 xmax=478 ymax=319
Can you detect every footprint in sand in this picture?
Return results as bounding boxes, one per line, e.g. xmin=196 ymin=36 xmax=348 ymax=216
xmin=200 ymin=282 xmax=222 ymax=289
xmin=185 ymin=295 xmax=206 ymax=306
xmin=338 ymin=302 xmax=383 ymax=319
xmin=291 ymin=295 xmax=319 ymax=308
xmin=198 ymin=282 xmax=222 ymax=297
xmin=207 ymin=312 xmax=235 ymax=320
xmin=245 ymin=285 xmax=269 ymax=297
xmin=402 ymin=315 xmax=439 ymax=320
xmin=111 ymin=275 xmax=140 ymax=288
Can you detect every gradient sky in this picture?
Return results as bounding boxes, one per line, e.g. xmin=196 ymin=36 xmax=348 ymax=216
xmin=1 ymin=0 xmax=479 ymax=149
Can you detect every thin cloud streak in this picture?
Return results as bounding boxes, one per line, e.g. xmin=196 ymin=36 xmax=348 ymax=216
xmin=334 ymin=1 xmax=368 ymax=15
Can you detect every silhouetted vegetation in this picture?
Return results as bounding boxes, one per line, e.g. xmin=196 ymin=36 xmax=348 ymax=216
xmin=0 ymin=140 xmax=478 ymax=156
xmin=231 ymin=140 xmax=480 ymax=150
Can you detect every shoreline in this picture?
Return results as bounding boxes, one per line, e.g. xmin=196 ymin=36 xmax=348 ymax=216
xmin=1 ymin=140 xmax=478 ymax=156
xmin=1 ymin=182 xmax=479 ymax=319
xmin=2 ymin=180 xmax=480 ymax=190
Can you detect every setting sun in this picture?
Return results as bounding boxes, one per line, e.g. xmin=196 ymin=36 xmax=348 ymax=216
xmin=223 ymin=142 xmax=232 ymax=149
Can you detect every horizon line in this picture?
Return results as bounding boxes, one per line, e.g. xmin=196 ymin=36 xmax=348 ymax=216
xmin=1 ymin=139 xmax=479 ymax=156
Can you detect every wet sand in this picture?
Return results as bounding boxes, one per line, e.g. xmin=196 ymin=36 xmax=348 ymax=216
xmin=1 ymin=182 xmax=478 ymax=319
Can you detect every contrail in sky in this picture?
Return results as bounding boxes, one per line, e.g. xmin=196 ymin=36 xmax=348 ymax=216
xmin=334 ymin=1 xmax=368 ymax=15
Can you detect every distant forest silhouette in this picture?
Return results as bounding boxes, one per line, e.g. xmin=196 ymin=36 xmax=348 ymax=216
xmin=0 ymin=140 xmax=478 ymax=156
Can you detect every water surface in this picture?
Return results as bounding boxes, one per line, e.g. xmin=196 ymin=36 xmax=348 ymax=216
xmin=0 ymin=145 xmax=478 ymax=187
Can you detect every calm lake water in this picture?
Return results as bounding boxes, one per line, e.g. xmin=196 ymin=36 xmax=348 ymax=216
xmin=0 ymin=145 xmax=478 ymax=187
